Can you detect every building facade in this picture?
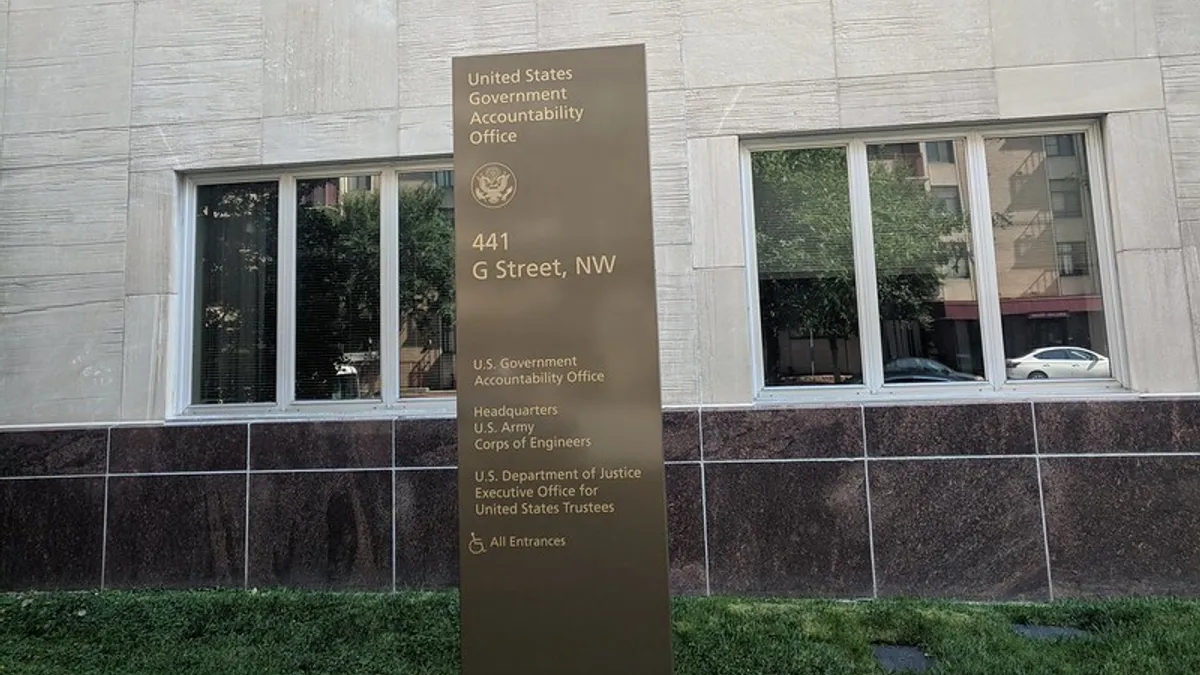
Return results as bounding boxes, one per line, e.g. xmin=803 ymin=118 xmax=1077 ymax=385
xmin=2 ymin=0 xmax=1200 ymax=600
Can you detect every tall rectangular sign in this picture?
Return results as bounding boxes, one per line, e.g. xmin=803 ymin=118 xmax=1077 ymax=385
xmin=452 ymin=44 xmax=671 ymax=675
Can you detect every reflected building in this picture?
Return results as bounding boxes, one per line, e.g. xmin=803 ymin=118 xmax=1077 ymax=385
xmin=927 ymin=135 xmax=1108 ymax=372
xmin=982 ymin=136 xmax=1107 ymax=360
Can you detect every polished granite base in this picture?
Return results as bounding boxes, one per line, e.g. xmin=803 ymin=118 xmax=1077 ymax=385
xmin=105 ymin=474 xmax=245 ymax=589
xmin=705 ymin=461 xmax=873 ymax=596
xmin=869 ymin=458 xmax=1047 ymax=600
xmin=4 ymin=399 xmax=1200 ymax=597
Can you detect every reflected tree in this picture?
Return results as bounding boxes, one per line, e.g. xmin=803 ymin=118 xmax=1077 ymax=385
xmin=295 ymin=185 xmax=382 ymax=399
xmin=294 ymin=182 xmax=456 ymax=399
xmin=398 ymin=182 xmax=455 ymax=346
xmin=753 ymin=148 xmax=965 ymax=383
xmin=196 ymin=180 xmax=456 ymax=402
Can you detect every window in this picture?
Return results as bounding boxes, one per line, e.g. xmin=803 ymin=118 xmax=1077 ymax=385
xmin=748 ymin=124 xmax=1118 ymax=396
xmin=1050 ymin=179 xmax=1083 ymax=218
xmin=1057 ymin=242 xmax=1089 ymax=277
xmin=925 ymin=140 xmax=956 ymax=164
xmin=181 ymin=162 xmax=457 ymax=415
xmin=1044 ymin=135 xmax=1075 ymax=157
xmin=931 ymin=186 xmax=963 ymax=217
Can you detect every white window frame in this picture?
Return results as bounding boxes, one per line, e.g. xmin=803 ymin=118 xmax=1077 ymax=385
xmin=170 ymin=158 xmax=458 ymax=421
xmin=740 ymin=119 xmax=1128 ymax=405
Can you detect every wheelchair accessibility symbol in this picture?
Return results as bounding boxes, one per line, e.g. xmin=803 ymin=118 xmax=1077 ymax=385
xmin=468 ymin=532 xmax=487 ymax=556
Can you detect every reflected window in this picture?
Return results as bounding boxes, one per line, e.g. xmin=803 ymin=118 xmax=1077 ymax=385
xmin=752 ymin=147 xmax=862 ymax=386
xmin=1050 ymin=179 xmax=1082 ymax=218
xmin=1045 ymin=135 xmax=1076 ymax=157
xmin=931 ymin=186 xmax=963 ymax=217
xmin=194 ymin=181 xmax=279 ymax=404
xmin=925 ymin=141 xmax=956 ymax=164
xmin=1057 ymin=242 xmax=1089 ymax=277
xmin=295 ymin=175 xmax=382 ymax=401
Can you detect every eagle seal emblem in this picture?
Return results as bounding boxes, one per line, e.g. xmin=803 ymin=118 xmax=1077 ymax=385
xmin=471 ymin=162 xmax=516 ymax=209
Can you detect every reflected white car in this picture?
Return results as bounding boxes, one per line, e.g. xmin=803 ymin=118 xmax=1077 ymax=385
xmin=1005 ymin=347 xmax=1111 ymax=380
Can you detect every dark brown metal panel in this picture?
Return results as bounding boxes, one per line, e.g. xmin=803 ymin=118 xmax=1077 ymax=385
xmin=452 ymin=43 xmax=671 ymax=675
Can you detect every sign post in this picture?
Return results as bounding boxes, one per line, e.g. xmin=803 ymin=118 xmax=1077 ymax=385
xmin=452 ymin=44 xmax=672 ymax=675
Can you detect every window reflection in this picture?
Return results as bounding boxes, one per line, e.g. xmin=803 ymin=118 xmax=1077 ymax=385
xmin=986 ymin=134 xmax=1111 ymax=381
xmin=294 ymin=175 xmax=382 ymax=401
xmin=752 ymin=147 xmax=862 ymax=386
xmin=194 ymin=181 xmax=279 ymax=404
xmin=398 ymin=170 xmax=456 ymax=396
xmin=867 ymin=140 xmax=984 ymax=384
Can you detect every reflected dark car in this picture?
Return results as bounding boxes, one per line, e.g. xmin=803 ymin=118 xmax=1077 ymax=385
xmin=843 ymin=358 xmax=983 ymax=385
xmin=883 ymin=357 xmax=982 ymax=382
xmin=882 ymin=373 xmax=973 ymax=384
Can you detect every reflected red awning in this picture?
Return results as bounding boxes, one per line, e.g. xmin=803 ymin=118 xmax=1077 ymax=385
xmin=938 ymin=295 xmax=1103 ymax=321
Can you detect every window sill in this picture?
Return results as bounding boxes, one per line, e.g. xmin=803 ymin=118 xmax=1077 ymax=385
xmin=168 ymin=399 xmax=704 ymax=424
xmin=172 ymin=398 xmax=459 ymax=423
xmin=750 ymin=379 xmax=1142 ymax=409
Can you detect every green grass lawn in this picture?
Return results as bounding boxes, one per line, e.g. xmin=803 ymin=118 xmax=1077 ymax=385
xmin=2 ymin=590 xmax=1200 ymax=674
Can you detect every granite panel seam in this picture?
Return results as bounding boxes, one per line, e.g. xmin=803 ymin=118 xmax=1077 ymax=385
xmin=697 ymin=406 xmax=712 ymax=596
xmin=392 ymin=417 xmax=397 ymax=594
xmin=1031 ymin=401 xmax=1056 ymax=601
xmin=18 ymin=451 xmax=1200 ymax=481
xmin=100 ymin=428 xmax=112 ymax=590
xmin=861 ymin=406 xmax=879 ymax=599
xmin=0 ymin=474 xmax=108 ymax=481
xmin=10 ymin=398 xmax=1200 ymax=433
xmin=242 ymin=421 xmax=250 ymax=589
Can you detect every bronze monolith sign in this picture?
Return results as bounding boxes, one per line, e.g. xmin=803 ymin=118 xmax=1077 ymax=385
xmin=452 ymin=43 xmax=671 ymax=675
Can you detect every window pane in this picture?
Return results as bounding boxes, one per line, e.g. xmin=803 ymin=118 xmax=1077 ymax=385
xmin=194 ymin=182 xmax=279 ymax=404
xmin=986 ymin=133 xmax=1111 ymax=381
xmin=398 ymin=170 xmax=456 ymax=397
xmin=752 ymin=147 xmax=862 ymax=386
xmin=868 ymin=140 xmax=984 ymax=384
xmin=295 ymin=175 xmax=382 ymax=401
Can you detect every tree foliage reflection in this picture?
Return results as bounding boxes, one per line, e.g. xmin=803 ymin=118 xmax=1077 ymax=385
xmin=753 ymin=147 xmax=966 ymax=384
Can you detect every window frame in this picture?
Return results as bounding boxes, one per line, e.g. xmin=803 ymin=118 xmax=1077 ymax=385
xmin=740 ymin=119 xmax=1128 ymax=404
xmin=172 ymin=158 xmax=459 ymax=420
